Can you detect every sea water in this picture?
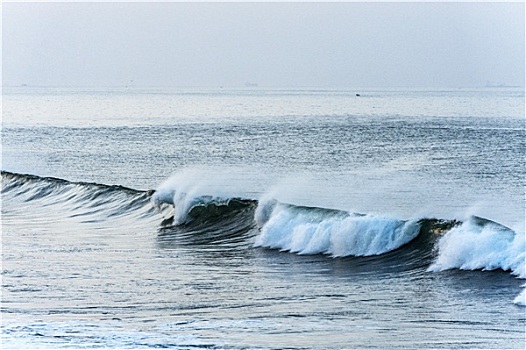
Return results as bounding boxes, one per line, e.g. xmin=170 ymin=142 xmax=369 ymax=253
xmin=2 ymin=87 xmax=525 ymax=349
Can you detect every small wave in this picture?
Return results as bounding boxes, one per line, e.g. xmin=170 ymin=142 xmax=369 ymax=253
xmin=1 ymin=171 xmax=154 ymax=219
xmin=428 ymin=216 xmax=525 ymax=279
xmin=254 ymin=199 xmax=422 ymax=257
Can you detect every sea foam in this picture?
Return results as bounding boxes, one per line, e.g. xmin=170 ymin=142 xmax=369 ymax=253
xmin=428 ymin=216 xmax=525 ymax=278
xmin=514 ymin=286 xmax=526 ymax=306
xmin=254 ymin=199 xmax=420 ymax=257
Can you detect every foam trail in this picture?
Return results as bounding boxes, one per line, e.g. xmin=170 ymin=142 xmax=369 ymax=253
xmin=428 ymin=217 xmax=525 ymax=278
xmin=254 ymin=199 xmax=421 ymax=257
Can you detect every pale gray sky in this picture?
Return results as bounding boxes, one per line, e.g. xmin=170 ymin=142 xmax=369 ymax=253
xmin=3 ymin=1 xmax=524 ymax=88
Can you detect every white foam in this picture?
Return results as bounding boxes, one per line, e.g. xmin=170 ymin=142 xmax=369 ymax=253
xmin=151 ymin=169 xmax=239 ymax=225
xmin=514 ymin=286 xmax=526 ymax=306
xmin=428 ymin=217 xmax=525 ymax=278
xmin=254 ymin=200 xmax=420 ymax=257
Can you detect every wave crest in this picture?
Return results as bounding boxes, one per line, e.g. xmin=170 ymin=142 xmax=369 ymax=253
xmin=254 ymin=199 xmax=421 ymax=257
xmin=428 ymin=216 xmax=525 ymax=278
xmin=151 ymin=176 xmax=256 ymax=227
xmin=1 ymin=171 xmax=153 ymax=219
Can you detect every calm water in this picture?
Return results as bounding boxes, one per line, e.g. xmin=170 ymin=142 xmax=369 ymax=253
xmin=2 ymin=87 xmax=525 ymax=349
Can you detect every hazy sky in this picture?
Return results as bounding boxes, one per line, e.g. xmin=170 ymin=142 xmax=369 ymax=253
xmin=3 ymin=1 xmax=525 ymax=88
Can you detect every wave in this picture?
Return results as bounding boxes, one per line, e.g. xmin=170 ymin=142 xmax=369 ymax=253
xmin=253 ymin=198 xmax=458 ymax=257
xmin=1 ymin=171 xmax=155 ymax=220
xmin=151 ymin=182 xmax=457 ymax=259
xmin=428 ymin=216 xmax=525 ymax=278
xmin=150 ymin=176 xmax=523 ymax=268
xmin=251 ymin=198 xmax=525 ymax=305
xmin=428 ymin=215 xmax=525 ymax=306
xmin=156 ymin=197 xmax=258 ymax=252
xmin=152 ymin=186 xmax=526 ymax=308
xmin=5 ymin=170 xmax=521 ymax=264
xmin=150 ymin=175 xmax=258 ymax=250
xmin=151 ymin=179 xmax=445 ymax=257
xmin=5 ymin=173 xmax=525 ymax=269
xmin=150 ymin=174 xmax=257 ymax=227
xmin=4 ymin=171 xmax=525 ymax=304
xmin=254 ymin=198 xmax=419 ymax=256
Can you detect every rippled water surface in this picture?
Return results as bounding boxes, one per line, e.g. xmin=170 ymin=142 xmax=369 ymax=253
xmin=2 ymin=88 xmax=525 ymax=349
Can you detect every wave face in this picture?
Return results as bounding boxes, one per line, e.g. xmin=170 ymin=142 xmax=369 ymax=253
xmin=156 ymin=197 xmax=258 ymax=251
xmin=150 ymin=174 xmax=257 ymax=227
xmin=1 ymin=171 xmax=155 ymax=220
xmin=428 ymin=216 xmax=526 ymax=278
xmin=254 ymin=199 xmax=422 ymax=257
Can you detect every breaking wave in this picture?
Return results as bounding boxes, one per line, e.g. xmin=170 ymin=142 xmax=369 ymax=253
xmin=154 ymin=194 xmax=258 ymax=251
xmin=151 ymin=184 xmax=256 ymax=227
xmin=3 ymin=171 xmax=525 ymax=304
xmin=428 ymin=215 xmax=525 ymax=278
xmin=427 ymin=216 xmax=525 ymax=306
xmin=151 ymin=173 xmax=526 ymax=305
xmin=254 ymin=198 xmax=422 ymax=257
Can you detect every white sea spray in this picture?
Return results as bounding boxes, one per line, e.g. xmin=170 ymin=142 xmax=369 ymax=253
xmin=254 ymin=200 xmax=420 ymax=257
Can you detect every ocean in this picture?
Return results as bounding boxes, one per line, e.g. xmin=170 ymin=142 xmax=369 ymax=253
xmin=2 ymin=87 xmax=525 ymax=349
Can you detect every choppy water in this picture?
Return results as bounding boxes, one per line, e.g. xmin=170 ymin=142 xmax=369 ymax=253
xmin=2 ymin=87 xmax=525 ymax=349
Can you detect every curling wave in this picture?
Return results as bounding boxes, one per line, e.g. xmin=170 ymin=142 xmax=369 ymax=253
xmin=5 ymin=171 xmax=524 ymax=293
xmin=254 ymin=198 xmax=424 ymax=257
xmin=155 ymin=197 xmax=258 ymax=251
xmin=428 ymin=216 xmax=525 ymax=278
xmin=428 ymin=216 xmax=525 ymax=306
xmin=150 ymin=176 xmax=463 ymax=259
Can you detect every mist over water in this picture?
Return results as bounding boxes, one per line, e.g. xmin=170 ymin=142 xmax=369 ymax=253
xmin=4 ymin=3 xmax=524 ymax=89
xmin=2 ymin=88 xmax=525 ymax=349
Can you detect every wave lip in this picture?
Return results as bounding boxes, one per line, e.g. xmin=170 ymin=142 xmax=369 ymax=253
xmin=151 ymin=185 xmax=255 ymax=227
xmin=254 ymin=199 xmax=421 ymax=257
xmin=428 ymin=216 xmax=526 ymax=279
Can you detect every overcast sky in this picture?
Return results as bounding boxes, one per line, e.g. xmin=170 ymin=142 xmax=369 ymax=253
xmin=3 ymin=1 xmax=524 ymax=88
